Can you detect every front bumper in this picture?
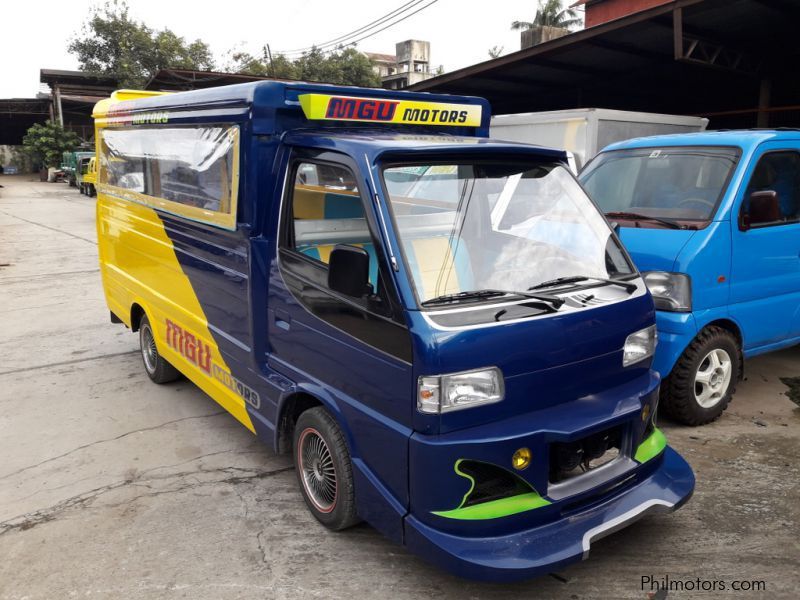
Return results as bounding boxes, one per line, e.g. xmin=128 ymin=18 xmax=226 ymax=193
xmin=404 ymin=446 xmax=694 ymax=582
xmin=652 ymin=310 xmax=697 ymax=377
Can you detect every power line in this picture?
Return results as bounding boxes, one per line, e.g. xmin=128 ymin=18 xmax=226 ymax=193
xmin=279 ymin=0 xmax=427 ymax=57
xmin=278 ymin=0 xmax=439 ymax=58
xmin=335 ymin=0 xmax=440 ymax=51
xmin=279 ymin=0 xmax=423 ymax=55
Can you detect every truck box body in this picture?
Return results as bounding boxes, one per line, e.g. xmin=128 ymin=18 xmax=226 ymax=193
xmin=491 ymin=108 xmax=708 ymax=171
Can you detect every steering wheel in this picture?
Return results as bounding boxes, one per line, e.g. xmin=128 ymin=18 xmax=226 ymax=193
xmin=678 ymin=197 xmax=715 ymax=209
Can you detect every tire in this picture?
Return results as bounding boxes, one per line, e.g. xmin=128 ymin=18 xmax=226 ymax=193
xmin=661 ymin=326 xmax=741 ymax=426
xmin=89 ymin=184 xmax=96 ymax=197
xmin=138 ymin=314 xmax=181 ymax=384
xmin=293 ymin=407 xmax=359 ymax=530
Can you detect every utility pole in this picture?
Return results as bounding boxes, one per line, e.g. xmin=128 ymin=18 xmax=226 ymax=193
xmin=265 ymin=44 xmax=275 ymax=78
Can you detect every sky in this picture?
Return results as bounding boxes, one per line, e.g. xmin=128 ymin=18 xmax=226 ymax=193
xmin=0 ymin=0 xmax=583 ymax=98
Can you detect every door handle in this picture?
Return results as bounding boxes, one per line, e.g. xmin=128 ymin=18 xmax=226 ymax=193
xmin=274 ymin=309 xmax=291 ymax=331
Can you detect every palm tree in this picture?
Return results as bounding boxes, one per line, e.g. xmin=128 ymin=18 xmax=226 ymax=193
xmin=511 ymin=0 xmax=582 ymax=31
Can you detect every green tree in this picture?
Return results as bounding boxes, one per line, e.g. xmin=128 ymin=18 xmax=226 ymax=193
xmin=511 ymin=0 xmax=582 ymax=31
xmin=488 ymin=46 xmax=504 ymax=59
xmin=22 ymin=122 xmax=81 ymax=168
xmin=231 ymin=45 xmax=381 ymax=87
xmin=68 ymin=0 xmax=215 ymax=88
xmin=229 ymin=49 xmax=299 ymax=79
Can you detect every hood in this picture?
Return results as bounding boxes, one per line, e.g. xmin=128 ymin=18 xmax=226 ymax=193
xmin=618 ymin=227 xmax=697 ymax=272
xmin=411 ymin=288 xmax=656 ymax=434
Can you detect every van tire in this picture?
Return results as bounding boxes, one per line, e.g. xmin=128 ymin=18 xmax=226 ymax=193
xmin=662 ymin=326 xmax=740 ymax=426
xmin=293 ymin=407 xmax=360 ymax=531
xmin=138 ymin=315 xmax=181 ymax=384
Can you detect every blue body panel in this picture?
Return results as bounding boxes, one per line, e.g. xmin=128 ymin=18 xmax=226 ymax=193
xmin=591 ymin=131 xmax=800 ymax=377
xmin=121 ymin=81 xmax=694 ymax=580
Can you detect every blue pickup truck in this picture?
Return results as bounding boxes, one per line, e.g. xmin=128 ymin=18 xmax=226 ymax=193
xmin=580 ymin=130 xmax=800 ymax=425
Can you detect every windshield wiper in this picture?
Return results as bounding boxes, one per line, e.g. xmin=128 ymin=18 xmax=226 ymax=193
xmin=422 ymin=288 xmax=564 ymax=308
xmin=605 ymin=211 xmax=685 ymax=230
xmin=529 ymin=276 xmax=638 ymax=294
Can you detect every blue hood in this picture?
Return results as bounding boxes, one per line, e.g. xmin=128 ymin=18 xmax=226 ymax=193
xmin=618 ymin=227 xmax=697 ymax=272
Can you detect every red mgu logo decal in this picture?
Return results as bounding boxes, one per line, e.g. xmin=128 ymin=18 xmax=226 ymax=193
xmin=325 ymin=97 xmax=398 ymax=121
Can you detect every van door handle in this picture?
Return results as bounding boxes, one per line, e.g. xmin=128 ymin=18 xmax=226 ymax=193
xmin=274 ymin=309 xmax=291 ymax=331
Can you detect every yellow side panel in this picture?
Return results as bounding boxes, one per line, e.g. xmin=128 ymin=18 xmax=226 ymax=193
xmin=96 ymin=194 xmax=255 ymax=433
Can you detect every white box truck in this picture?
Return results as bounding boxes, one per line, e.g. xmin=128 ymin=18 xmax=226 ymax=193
xmin=490 ymin=108 xmax=708 ymax=172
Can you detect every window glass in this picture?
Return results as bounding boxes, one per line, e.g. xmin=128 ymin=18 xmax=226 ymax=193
xmin=290 ymin=162 xmax=383 ymax=289
xmin=743 ymin=152 xmax=800 ymax=227
xmin=98 ymin=125 xmax=238 ymax=215
xmin=580 ymin=147 xmax=739 ymax=221
xmin=383 ymin=162 xmax=633 ymax=304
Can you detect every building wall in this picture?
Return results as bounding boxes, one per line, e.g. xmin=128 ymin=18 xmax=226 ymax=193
xmin=0 ymin=145 xmax=34 ymax=173
xmin=585 ymin=0 xmax=672 ymax=28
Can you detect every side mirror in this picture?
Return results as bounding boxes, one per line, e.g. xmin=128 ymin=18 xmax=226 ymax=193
xmin=741 ymin=190 xmax=780 ymax=230
xmin=328 ymin=245 xmax=370 ymax=298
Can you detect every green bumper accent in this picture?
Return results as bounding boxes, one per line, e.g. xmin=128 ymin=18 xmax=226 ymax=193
xmin=433 ymin=492 xmax=551 ymax=520
xmin=433 ymin=459 xmax=551 ymax=520
xmin=634 ymin=427 xmax=667 ymax=463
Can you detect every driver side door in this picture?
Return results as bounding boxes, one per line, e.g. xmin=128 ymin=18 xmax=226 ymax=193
xmin=729 ymin=144 xmax=800 ymax=351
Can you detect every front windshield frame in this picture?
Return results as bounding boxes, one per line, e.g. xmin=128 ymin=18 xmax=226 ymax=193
xmin=579 ymin=145 xmax=742 ymax=226
xmin=379 ymin=158 xmax=637 ymax=310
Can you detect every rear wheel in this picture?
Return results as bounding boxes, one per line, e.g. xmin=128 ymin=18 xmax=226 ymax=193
xmin=293 ymin=407 xmax=359 ymax=530
xmin=138 ymin=315 xmax=180 ymax=384
xmin=662 ymin=326 xmax=740 ymax=426
xmin=88 ymin=184 xmax=96 ymax=197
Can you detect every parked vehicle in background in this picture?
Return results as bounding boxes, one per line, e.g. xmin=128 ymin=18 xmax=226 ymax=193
xmin=92 ymin=83 xmax=694 ymax=581
xmin=580 ymin=130 xmax=800 ymax=425
xmin=62 ymin=151 xmax=94 ymax=187
xmin=491 ymin=108 xmax=708 ymax=172
xmin=77 ymin=155 xmax=96 ymax=196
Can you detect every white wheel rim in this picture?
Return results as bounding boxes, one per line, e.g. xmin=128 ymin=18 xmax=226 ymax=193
xmin=694 ymin=348 xmax=732 ymax=408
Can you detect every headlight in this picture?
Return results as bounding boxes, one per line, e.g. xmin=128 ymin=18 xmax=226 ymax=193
xmin=417 ymin=367 xmax=504 ymax=414
xmin=623 ymin=325 xmax=657 ymax=367
xmin=643 ymin=271 xmax=692 ymax=312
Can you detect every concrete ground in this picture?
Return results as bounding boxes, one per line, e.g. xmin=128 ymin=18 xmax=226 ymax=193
xmin=0 ymin=174 xmax=798 ymax=599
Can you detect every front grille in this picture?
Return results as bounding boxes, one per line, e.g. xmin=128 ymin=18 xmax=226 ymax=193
xmin=549 ymin=426 xmax=623 ymax=484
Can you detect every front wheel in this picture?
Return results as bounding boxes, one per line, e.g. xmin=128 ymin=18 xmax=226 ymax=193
xmin=293 ymin=407 xmax=359 ymax=530
xmin=662 ymin=326 xmax=740 ymax=426
xmin=139 ymin=315 xmax=181 ymax=384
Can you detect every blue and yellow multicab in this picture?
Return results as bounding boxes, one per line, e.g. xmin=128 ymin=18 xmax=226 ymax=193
xmin=92 ymin=81 xmax=693 ymax=583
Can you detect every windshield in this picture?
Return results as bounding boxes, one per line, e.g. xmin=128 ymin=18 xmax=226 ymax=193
xmin=382 ymin=161 xmax=634 ymax=305
xmin=580 ymin=146 xmax=739 ymax=222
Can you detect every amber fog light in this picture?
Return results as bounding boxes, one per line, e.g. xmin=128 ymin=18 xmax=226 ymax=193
xmin=512 ymin=447 xmax=532 ymax=471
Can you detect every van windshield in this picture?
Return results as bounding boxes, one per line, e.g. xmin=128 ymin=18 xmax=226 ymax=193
xmin=580 ymin=146 xmax=739 ymax=222
xmin=382 ymin=162 xmax=634 ymax=305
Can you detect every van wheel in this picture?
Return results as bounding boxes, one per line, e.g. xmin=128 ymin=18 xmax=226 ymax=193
xmin=89 ymin=184 xmax=96 ymax=197
xmin=293 ymin=407 xmax=359 ymax=530
xmin=662 ymin=326 xmax=740 ymax=426
xmin=138 ymin=315 xmax=180 ymax=384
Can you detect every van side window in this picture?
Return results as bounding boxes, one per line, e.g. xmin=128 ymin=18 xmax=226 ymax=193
xmin=742 ymin=152 xmax=800 ymax=228
xmin=98 ymin=125 xmax=239 ymax=229
xmin=288 ymin=162 xmax=380 ymax=289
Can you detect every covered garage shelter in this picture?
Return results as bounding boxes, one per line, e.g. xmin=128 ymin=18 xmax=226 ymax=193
xmin=410 ymin=0 xmax=800 ymax=128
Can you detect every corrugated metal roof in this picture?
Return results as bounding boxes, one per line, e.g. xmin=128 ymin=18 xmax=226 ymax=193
xmin=409 ymin=0 xmax=800 ymax=128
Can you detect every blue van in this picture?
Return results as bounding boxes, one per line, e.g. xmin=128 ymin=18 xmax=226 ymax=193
xmin=93 ymin=83 xmax=694 ymax=581
xmin=580 ymin=131 xmax=800 ymax=425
